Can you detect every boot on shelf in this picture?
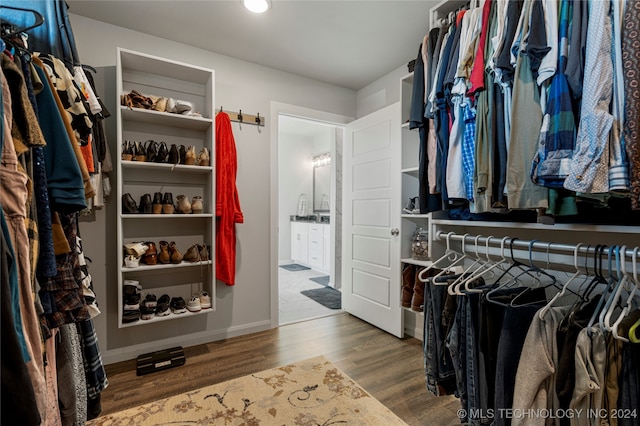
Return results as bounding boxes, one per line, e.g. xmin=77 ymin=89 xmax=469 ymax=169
xmin=412 ymin=267 xmax=427 ymax=312
xmin=158 ymin=241 xmax=171 ymax=264
xmin=401 ymin=263 xmax=415 ymax=308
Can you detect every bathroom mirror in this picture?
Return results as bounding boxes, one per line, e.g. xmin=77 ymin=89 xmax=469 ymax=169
xmin=313 ymin=163 xmax=330 ymax=212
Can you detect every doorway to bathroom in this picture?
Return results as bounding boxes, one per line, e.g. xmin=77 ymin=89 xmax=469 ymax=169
xmin=276 ymin=113 xmax=345 ymax=325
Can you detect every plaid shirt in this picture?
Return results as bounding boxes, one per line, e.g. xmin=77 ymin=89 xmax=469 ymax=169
xmin=531 ymin=0 xmax=575 ymax=188
xmin=462 ymin=102 xmax=477 ymax=201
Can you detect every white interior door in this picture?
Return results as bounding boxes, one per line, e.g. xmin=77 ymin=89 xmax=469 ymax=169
xmin=342 ymin=103 xmax=402 ymax=337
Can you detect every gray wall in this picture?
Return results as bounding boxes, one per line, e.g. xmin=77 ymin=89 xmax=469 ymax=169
xmin=70 ymin=14 xmax=358 ymax=363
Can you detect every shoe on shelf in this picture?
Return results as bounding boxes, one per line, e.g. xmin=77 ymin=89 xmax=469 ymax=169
xmin=176 ymin=195 xmax=192 ymax=214
xmin=187 ymin=295 xmax=202 ymax=312
xmin=122 ymin=193 xmax=138 ymax=214
xmin=191 ymin=196 xmax=203 ymax=214
xmin=146 ymin=140 xmax=158 ymax=163
xmin=123 ymin=309 xmax=140 ymax=323
xmin=124 ymin=293 xmax=141 ymax=311
xmin=141 ymin=242 xmax=158 ymax=265
xmin=133 ymin=141 xmax=147 ymax=162
xmin=168 ymin=144 xmax=180 ymax=164
xmin=124 ymin=243 xmax=148 ymax=257
xmin=138 ymin=193 xmax=152 ymax=214
xmin=170 ymin=297 xmax=187 ymax=314
xmin=140 ymin=304 xmax=155 ymax=320
xmin=185 ymin=146 xmax=196 ymax=166
xmin=169 ymin=242 xmax=184 ymax=264
xmin=124 ymin=255 xmax=141 ymax=268
xmin=199 ymin=291 xmax=212 ymax=309
xmin=152 ymin=192 xmax=163 ymax=214
xmin=199 ymin=244 xmax=210 ymax=261
xmin=184 ymin=244 xmax=201 ymax=262
xmin=143 ymin=293 xmax=157 ymax=310
xmin=124 ymin=280 xmax=142 ymax=296
xmin=162 ymin=193 xmax=175 ymax=214
xmin=155 ymin=294 xmax=171 ymax=317
xmin=121 ymin=140 xmax=133 ymax=161
xmin=179 ymin=145 xmax=187 ymax=164
xmin=197 ymin=147 xmax=210 ymax=166
xmin=154 ymin=141 xmax=169 ymax=163
xmin=158 ymin=241 xmax=171 ymax=264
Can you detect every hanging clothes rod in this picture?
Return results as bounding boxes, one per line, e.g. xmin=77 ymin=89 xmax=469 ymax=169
xmin=217 ymin=107 xmax=265 ymax=127
xmin=434 ymin=231 xmax=639 ymax=260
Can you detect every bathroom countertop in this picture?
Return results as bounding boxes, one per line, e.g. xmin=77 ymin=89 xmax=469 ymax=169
xmin=290 ymin=215 xmax=330 ymax=224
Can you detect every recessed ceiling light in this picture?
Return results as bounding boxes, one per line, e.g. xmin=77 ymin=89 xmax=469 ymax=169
xmin=243 ymin=0 xmax=270 ymax=13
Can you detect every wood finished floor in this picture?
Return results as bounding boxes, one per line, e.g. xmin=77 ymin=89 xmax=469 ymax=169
xmin=99 ymin=313 xmax=461 ymax=425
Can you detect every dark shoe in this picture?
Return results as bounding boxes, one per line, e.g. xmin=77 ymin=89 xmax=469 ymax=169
xmin=155 ymin=294 xmax=171 ymax=317
xmin=138 ymin=193 xmax=152 ymax=214
xmin=122 ymin=309 xmax=140 ymax=323
xmin=179 ymin=145 xmax=187 ymax=164
xmin=158 ymin=241 xmax=171 ymax=264
xmin=162 ymin=192 xmax=175 ymax=214
xmin=122 ymin=193 xmax=138 ymax=214
xmin=122 ymin=140 xmax=133 ymax=161
xmin=170 ymin=297 xmax=187 ymax=314
xmin=154 ymin=141 xmax=168 ymax=163
xmin=146 ymin=140 xmax=158 ymax=163
xmin=401 ymin=263 xmax=415 ymax=308
xmin=168 ymin=144 xmax=179 ymax=164
xmin=133 ymin=141 xmax=147 ymax=162
xmin=152 ymin=192 xmax=163 ymax=214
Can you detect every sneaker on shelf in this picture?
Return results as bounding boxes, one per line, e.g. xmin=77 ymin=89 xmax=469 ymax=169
xmin=143 ymin=293 xmax=157 ymax=310
xmin=199 ymin=291 xmax=212 ymax=309
xmin=123 ymin=293 xmax=141 ymax=311
xmin=170 ymin=296 xmax=187 ymax=314
xmin=155 ymin=294 xmax=171 ymax=317
xmin=140 ymin=304 xmax=155 ymax=320
xmin=122 ymin=309 xmax=140 ymax=323
xmin=124 ymin=280 xmax=141 ymax=297
xmin=187 ymin=295 xmax=202 ymax=312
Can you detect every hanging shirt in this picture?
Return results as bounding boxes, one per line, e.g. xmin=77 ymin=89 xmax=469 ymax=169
xmin=623 ymin=0 xmax=640 ymax=209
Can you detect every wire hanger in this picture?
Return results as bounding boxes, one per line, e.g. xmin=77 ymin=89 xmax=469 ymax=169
xmin=0 ymin=5 xmax=45 ymax=40
xmin=418 ymin=232 xmax=463 ymax=282
xmin=432 ymin=233 xmax=471 ymax=283
xmin=461 ymin=235 xmax=512 ymax=294
xmin=538 ymin=243 xmax=587 ymax=319
xmin=610 ymin=247 xmax=640 ymax=341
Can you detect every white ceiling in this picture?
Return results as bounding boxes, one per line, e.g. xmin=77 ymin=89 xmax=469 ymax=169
xmin=66 ymin=0 xmax=436 ymax=91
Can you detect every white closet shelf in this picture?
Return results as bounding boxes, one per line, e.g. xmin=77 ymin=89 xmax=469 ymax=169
xmin=122 ymin=260 xmax=213 ymax=273
xmin=121 ymin=214 xmax=213 ymax=219
xmin=121 ymin=161 xmax=213 ymax=173
xmin=402 ymin=214 xmax=430 ymax=219
xmin=119 ymin=308 xmax=213 ymax=328
xmin=401 ymin=166 xmax=419 ymax=176
xmin=120 ymin=106 xmax=213 ymax=130
xmin=401 ymin=258 xmax=433 ymax=268
xmin=431 ymin=219 xmax=640 ymax=233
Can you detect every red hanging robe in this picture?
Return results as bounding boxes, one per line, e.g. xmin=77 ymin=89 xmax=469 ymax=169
xmin=215 ymin=112 xmax=243 ymax=285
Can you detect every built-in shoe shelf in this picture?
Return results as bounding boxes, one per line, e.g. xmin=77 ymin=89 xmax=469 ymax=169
xmin=116 ymin=47 xmax=216 ymax=328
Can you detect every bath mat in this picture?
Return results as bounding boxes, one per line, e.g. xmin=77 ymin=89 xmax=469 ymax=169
xmin=309 ymin=275 xmax=330 ymax=286
xmin=280 ymin=263 xmax=311 ymax=271
xmin=301 ymin=287 xmax=341 ymax=309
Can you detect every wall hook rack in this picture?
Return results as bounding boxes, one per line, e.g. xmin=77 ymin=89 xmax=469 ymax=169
xmin=217 ymin=107 xmax=265 ymax=127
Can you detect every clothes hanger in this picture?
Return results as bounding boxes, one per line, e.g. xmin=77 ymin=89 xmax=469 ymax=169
xmin=444 ymin=235 xmax=483 ymax=295
xmin=610 ymin=247 xmax=640 ymax=341
xmin=431 ymin=233 xmax=471 ymax=284
xmin=0 ymin=5 xmax=45 ymax=40
xmin=600 ymin=246 xmax=630 ymax=332
xmin=537 ymin=243 xmax=587 ymax=319
xmin=462 ymin=235 xmax=512 ymax=294
xmin=418 ymin=232 xmax=463 ymax=282
xmin=604 ymin=245 xmax=636 ymax=334
xmin=586 ymin=245 xmax=616 ymax=336
xmin=483 ymin=238 xmax=538 ymax=306
xmin=630 ymin=317 xmax=640 ymax=343
xmin=508 ymin=241 xmax=560 ymax=307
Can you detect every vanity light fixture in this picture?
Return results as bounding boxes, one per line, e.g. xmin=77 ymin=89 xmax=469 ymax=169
xmin=243 ymin=0 xmax=271 ymax=13
xmin=312 ymin=153 xmax=331 ymax=167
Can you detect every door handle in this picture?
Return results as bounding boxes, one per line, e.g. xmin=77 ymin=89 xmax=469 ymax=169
xmin=391 ymin=228 xmax=399 ymax=236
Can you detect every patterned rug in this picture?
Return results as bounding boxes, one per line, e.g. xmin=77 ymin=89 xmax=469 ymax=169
xmin=88 ymin=356 xmax=407 ymax=425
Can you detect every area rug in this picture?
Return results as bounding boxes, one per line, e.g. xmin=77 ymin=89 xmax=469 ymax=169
xmin=301 ymin=287 xmax=341 ymax=309
xmin=280 ymin=263 xmax=311 ymax=271
xmin=87 ymin=356 xmax=406 ymax=425
xmin=309 ymin=275 xmax=330 ymax=286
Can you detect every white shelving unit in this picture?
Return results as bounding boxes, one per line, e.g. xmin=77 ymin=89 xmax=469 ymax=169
xmin=116 ymin=48 xmax=216 ymax=328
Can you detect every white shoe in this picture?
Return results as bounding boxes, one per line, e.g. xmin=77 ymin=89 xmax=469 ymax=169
xmin=199 ymin=291 xmax=212 ymax=309
xmin=187 ymin=295 xmax=201 ymax=312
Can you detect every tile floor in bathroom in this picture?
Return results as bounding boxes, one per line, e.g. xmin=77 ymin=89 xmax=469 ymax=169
xmin=278 ymin=264 xmax=342 ymax=325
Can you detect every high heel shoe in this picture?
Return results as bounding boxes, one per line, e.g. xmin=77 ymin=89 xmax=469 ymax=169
xmin=158 ymin=241 xmax=171 ymax=264
xmin=162 ymin=192 xmax=175 ymax=214
xmin=179 ymin=145 xmax=187 ymax=165
xmin=176 ymin=194 xmax=192 ymax=214
xmin=146 ymin=140 xmax=158 ymax=163
xmin=168 ymin=144 xmax=180 ymax=164
xmin=197 ymin=147 xmax=210 ymax=166
xmin=169 ymin=242 xmax=184 ymax=264
xmin=154 ymin=141 xmax=169 ymax=163
xmin=191 ymin=196 xmax=203 ymax=214
xmin=121 ymin=140 xmax=133 ymax=161
xmin=152 ymin=192 xmax=163 ymax=214
xmin=133 ymin=141 xmax=147 ymax=162
xmin=185 ymin=146 xmax=196 ymax=166
xmin=138 ymin=193 xmax=152 ymax=214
